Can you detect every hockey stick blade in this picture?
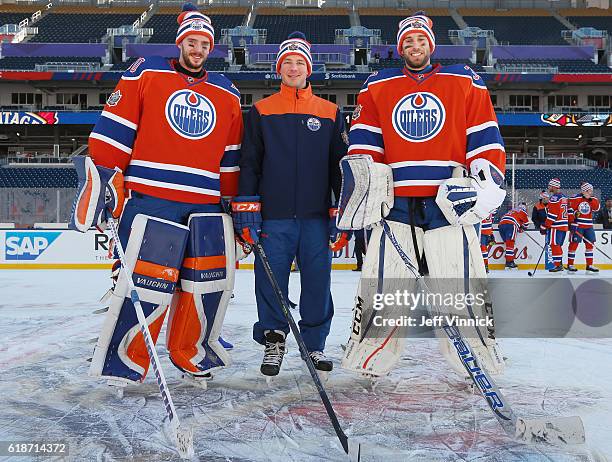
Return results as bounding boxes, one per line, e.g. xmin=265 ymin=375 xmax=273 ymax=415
xmin=516 ymin=416 xmax=585 ymax=445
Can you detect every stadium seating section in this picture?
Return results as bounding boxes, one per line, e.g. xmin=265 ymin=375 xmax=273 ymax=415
xmin=496 ymin=59 xmax=611 ymax=73
xmin=509 ymin=168 xmax=612 ymax=204
xmin=30 ymin=13 xmax=141 ymax=43
xmin=0 ymin=56 xmax=102 ymax=70
xmin=254 ymin=9 xmax=350 ymax=44
xmin=0 ymin=168 xmax=77 ymax=188
xmin=0 ymin=12 xmax=32 ymax=27
xmin=460 ymin=9 xmax=567 ymax=45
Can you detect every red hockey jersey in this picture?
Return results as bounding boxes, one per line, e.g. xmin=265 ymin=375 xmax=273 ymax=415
xmin=481 ymin=213 xmax=494 ymax=235
xmin=569 ymin=194 xmax=600 ymax=228
xmin=499 ymin=208 xmax=529 ymax=232
xmin=348 ymin=64 xmax=505 ymax=197
xmin=89 ymin=56 xmax=243 ymax=203
xmin=545 ymin=193 xmax=569 ymax=231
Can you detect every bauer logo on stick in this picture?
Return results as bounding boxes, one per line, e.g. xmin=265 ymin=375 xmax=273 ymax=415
xmin=392 ymin=92 xmax=445 ymax=142
xmin=165 ymin=89 xmax=216 ymax=140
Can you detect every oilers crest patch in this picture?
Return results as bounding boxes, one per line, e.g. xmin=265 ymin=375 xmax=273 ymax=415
xmin=578 ymin=201 xmax=591 ymax=215
xmin=306 ymin=117 xmax=321 ymax=131
xmin=392 ymin=92 xmax=445 ymax=142
xmin=165 ymin=89 xmax=216 ymax=139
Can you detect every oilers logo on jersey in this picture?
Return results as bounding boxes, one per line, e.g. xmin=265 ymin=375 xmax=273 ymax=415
xmin=578 ymin=201 xmax=591 ymax=215
xmin=307 ymin=117 xmax=321 ymax=131
xmin=165 ymin=89 xmax=216 ymax=139
xmin=392 ymin=92 xmax=446 ymax=142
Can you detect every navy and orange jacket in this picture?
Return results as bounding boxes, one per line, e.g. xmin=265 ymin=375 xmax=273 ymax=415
xmin=531 ymin=202 xmax=547 ymax=230
xmin=238 ymin=83 xmax=347 ymax=220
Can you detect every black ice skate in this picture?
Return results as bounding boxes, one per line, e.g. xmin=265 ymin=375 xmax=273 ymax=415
xmin=586 ymin=265 xmax=600 ymax=273
xmin=505 ymin=261 xmax=518 ymax=269
xmin=261 ymin=330 xmax=286 ymax=376
xmin=308 ymin=351 xmax=333 ymax=372
xmin=567 ymin=265 xmax=578 ymax=272
xmin=549 ymin=265 xmax=563 ymax=273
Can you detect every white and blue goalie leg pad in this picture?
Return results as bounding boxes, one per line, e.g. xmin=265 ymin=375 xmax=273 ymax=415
xmin=166 ymin=213 xmax=235 ymax=376
xmin=341 ymin=221 xmax=424 ymax=377
xmin=423 ymin=224 xmax=505 ymax=376
xmin=89 ymin=214 xmax=189 ymax=384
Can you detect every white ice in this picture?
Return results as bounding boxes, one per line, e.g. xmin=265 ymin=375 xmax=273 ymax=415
xmin=0 ymin=269 xmax=611 ymax=461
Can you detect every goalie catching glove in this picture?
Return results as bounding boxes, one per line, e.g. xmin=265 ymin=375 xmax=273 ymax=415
xmin=69 ymin=156 xmax=125 ymax=233
xmin=436 ymin=158 xmax=506 ymax=226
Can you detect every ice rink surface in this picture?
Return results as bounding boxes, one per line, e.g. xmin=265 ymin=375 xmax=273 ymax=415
xmin=0 ymin=268 xmax=611 ymax=461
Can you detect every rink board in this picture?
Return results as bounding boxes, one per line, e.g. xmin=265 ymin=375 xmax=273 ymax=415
xmin=0 ymin=228 xmax=611 ymax=270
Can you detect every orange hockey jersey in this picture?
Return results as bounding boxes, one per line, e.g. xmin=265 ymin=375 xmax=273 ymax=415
xmin=89 ymin=56 xmax=243 ymax=203
xmin=499 ymin=208 xmax=529 ymax=232
xmin=569 ymin=195 xmax=600 ymax=228
xmin=348 ymin=64 xmax=506 ymax=197
xmin=545 ymin=193 xmax=569 ymax=231
xmin=481 ymin=213 xmax=494 ymax=235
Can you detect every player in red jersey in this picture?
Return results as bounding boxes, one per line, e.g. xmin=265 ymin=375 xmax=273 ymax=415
xmin=480 ymin=213 xmax=495 ymax=272
xmin=337 ymin=12 xmax=506 ymax=379
xmin=498 ymin=204 xmax=529 ymax=269
xmin=568 ymin=182 xmax=601 ymax=273
xmin=69 ymin=3 xmax=242 ymax=389
xmin=544 ymin=178 xmax=569 ymax=272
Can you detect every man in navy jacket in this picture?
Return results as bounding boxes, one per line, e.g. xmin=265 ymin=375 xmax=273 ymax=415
xmin=232 ymin=32 xmax=348 ymax=377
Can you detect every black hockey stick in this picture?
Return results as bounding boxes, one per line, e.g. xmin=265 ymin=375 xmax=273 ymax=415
xmin=381 ymin=219 xmax=585 ymax=445
xmin=106 ymin=217 xmax=194 ymax=459
xmin=523 ymin=231 xmax=545 ymax=250
xmin=528 ymin=244 xmax=547 ymax=277
xmin=252 ymin=242 xmax=362 ymax=461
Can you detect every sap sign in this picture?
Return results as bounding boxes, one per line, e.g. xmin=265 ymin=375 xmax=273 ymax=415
xmin=5 ymin=232 xmax=61 ymax=260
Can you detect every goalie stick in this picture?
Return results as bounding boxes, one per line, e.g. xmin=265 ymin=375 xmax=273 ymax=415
xmin=380 ymin=219 xmax=585 ymax=445
xmin=252 ymin=242 xmax=365 ymax=461
xmin=106 ymin=217 xmax=194 ymax=459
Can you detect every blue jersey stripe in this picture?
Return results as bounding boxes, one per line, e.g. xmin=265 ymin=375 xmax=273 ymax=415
xmin=220 ymin=149 xmax=240 ymax=167
xmin=92 ymin=115 xmax=136 ymax=150
xmin=349 ymin=128 xmax=384 ymax=149
xmin=125 ymin=165 xmax=220 ymax=191
xmin=466 ymin=126 xmax=504 ymax=154
xmin=392 ymin=165 xmax=454 ymax=181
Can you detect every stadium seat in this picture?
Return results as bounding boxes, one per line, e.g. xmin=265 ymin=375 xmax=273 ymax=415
xmin=461 ymin=13 xmax=566 ymax=45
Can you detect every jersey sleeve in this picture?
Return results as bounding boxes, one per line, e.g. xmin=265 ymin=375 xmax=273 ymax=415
xmin=545 ymin=198 xmax=559 ymax=228
xmin=347 ymin=79 xmax=384 ymax=163
xmin=238 ymin=106 xmax=264 ymax=196
xmin=464 ymin=69 xmax=506 ymax=175
xmin=89 ymin=67 xmax=143 ymax=172
xmin=592 ymin=197 xmax=601 ymax=213
xmin=220 ymin=96 xmax=243 ymax=198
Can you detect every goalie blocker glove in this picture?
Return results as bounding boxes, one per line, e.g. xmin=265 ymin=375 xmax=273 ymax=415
xmin=436 ymin=158 xmax=506 ymax=226
xmin=231 ymin=196 xmax=262 ymax=244
xmin=69 ymin=156 xmax=125 ymax=233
